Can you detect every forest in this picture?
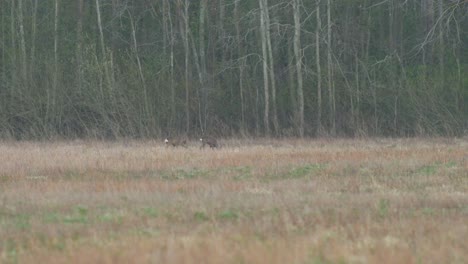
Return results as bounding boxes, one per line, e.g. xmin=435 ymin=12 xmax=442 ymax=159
xmin=0 ymin=0 xmax=467 ymax=139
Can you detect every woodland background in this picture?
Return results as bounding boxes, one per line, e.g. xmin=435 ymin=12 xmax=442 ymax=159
xmin=0 ymin=0 xmax=467 ymax=139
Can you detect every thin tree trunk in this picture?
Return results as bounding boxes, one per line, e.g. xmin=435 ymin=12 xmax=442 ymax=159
xmin=316 ymin=0 xmax=322 ymax=134
xmin=421 ymin=0 xmax=434 ymax=66
xmin=163 ymin=0 xmax=176 ymax=130
xmin=262 ymin=0 xmax=279 ymax=136
xmin=46 ymin=0 xmax=59 ymax=128
xmin=129 ymin=11 xmax=151 ymax=133
xmin=287 ymin=36 xmax=296 ymax=125
xmin=1 ymin=4 xmax=5 ymax=89
xmin=184 ymin=0 xmax=190 ymax=134
xmin=189 ymin=31 xmax=204 ymax=133
xmin=218 ymin=0 xmax=226 ymax=63
xmin=95 ymin=0 xmax=112 ymax=93
xmin=437 ymin=0 xmax=444 ymax=87
xmin=198 ymin=0 xmax=207 ymax=133
xmin=76 ymin=0 xmax=84 ymax=90
xmin=454 ymin=22 xmax=462 ymax=114
xmin=111 ymin=0 xmax=119 ymax=51
xmin=293 ymin=0 xmax=304 ymax=137
xmin=354 ymin=52 xmax=360 ymax=134
xmin=18 ymin=0 xmax=27 ymax=87
xmin=234 ymin=0 xmax=245 ymax=134
xmin=327 ymin=0 xmax=335 ymax=135
xmin=10 ymin=0 xmax=17 ymax=92
xmin=177 ymin=0 xmax=190 ymax=134
xmin=29 ymin=0 xmax=38 ymax=90
xmin=389 ymin=0 xmax=398 ymax=133
xmin=259 ymin=0 xmax=270 ymax=136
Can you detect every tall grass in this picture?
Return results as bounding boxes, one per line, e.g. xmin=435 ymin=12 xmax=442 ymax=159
xmin=0 ymin=138 xmax=467 ymax=263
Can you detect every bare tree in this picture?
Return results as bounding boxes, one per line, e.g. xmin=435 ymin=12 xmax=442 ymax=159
xmin=177 ymin=0 xmax=190 ymax=134
xmin=293 ymin=0 xmax=304 ymax=137
xmin=259 ymin=0 xmax=270 ymax=136
xmin=162 ymin=0 xmax=176 ymax=129
xmin=76 ymin=0 xmax=84 ymax=90
xmin=10 ymin=0 xmax=16 ymax=91
xmin=18 ymin=0 xmax=27 ymax=87
xmin=129 ymin=11 xmax=151 ymax=130
xmin=421 ymin=0 xmax=434 ymax=65
xmin=262 ymin=0 xmax=279 ymax=135
xmin=234 ymin=0 xmax=246 ymax=133
xmin=326 ymin=0 xmax=335 ymax=135
xmin=198 ymin=0 xmax=208 ymax=132
xmin=96 ymin=0 xmax=113 ymax=92
xmin=29 ymin=0 xmax=38 ymax=89
xmin=47 ymin=0 xmax=60 ymax=125
xmin=316 ymin=0 xmax=322 ymax=134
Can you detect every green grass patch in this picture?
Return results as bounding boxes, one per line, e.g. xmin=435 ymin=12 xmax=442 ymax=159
xmin=377 ymin=198 xmax=390 ymax=218
xmin=135 ymin=227 xmax=160 ymax=237
xmin=160 ymin=168 xmax=208 ymax=180
xmin=43 ymin=212 xmax=60 ymax=223
xmin=0 ymin=174 xmax=11 ymax=183
xmin=141 ymin=207 xmax=158 ymax=218
xmin=421 ymin=207 xmax=436 ymax=215
xmin=98 ymin=210 xmax=124 ymax=223
xmin=62 ymin=169 xmax=82 ymax=180
xmin=228 ymin=166 xmax=252 ymax=180
xmin=444 ymin=161 xmax=457 ymax=168
xmin=266 ymin=163 xmax=326 ymax=180
xmin=414 ymin=163 xmax=441 ymax=175
xmin=218 ymin=209 xmax=239 ymax=220
xmin=63 ymin=206 xmax=88 ymax=224
xmin=287 ymin=163 xmax=326 ymax=178
xmin=194 ymin=211 xmax=209 ymax=222
xmin=14 ymin=214 xmax=31 ymax=230
xmin=4 ymin=238 xmax=18 ymax=263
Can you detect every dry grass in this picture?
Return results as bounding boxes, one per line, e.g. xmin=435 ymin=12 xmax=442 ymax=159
xmin=0 ymin=138 xmax=467 ymax=264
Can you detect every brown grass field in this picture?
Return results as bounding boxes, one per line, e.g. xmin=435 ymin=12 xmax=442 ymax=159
xmin=0 ymin=138 xmax=467 ymax=263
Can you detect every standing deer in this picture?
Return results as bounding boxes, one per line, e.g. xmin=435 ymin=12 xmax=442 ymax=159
xmin=200 ymin=137 xmax=218 ymax=149
xmin=165 ymin=138 xmax=187 ymax=148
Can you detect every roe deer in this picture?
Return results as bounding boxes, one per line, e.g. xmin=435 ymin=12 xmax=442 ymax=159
xmin=165 ymin=138 xmax=187 ymax=148
xmin=200 ymin=137 xmax=218 ymax=149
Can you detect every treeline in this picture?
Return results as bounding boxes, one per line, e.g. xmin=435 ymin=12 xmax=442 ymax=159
xmin=0 ymin=0 xmax=467 ymax=139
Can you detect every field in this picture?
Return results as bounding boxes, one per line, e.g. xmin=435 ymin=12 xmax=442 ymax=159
xmin=0 ymin=138 xmax=467 ymax=264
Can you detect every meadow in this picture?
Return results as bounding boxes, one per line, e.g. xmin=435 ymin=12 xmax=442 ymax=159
xmin=0 ymin=138 xmax=467 ymax=263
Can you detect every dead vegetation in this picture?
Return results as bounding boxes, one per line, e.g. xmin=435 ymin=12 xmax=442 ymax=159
xmin=0 ymin=138 xmax=467 ymax=263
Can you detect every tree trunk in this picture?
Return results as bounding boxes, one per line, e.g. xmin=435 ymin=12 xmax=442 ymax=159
xmin=95 ymin=0 xmax=112 ymax=93
xmin=234 ymin=0 xmax=245 ymax=134
xmin=259 ymin=0 xmax=270 ymax=136
xmin=316 ymin=0 xmax=322 ymax=135
xmin=129 ymin=11 xmax=151 ymax=133
xmin=29 ymin=0 xmax=38 ymax=90
xmin=293 ymin=0 xmax=304 ymax=137
xmin=421 ymin=0 xmax=434 ymax=65
xmin=47 ymin=0 xmax=60 ymax=128
xmin=177 ymin=0 xmax=190 ymax=134
xmin=10 ymin=0 xmax=16 ymax=93
xmin=437 ymin=0 xmax=444 ymax=87
xmin=76 ymin=0 xmax=84 ymax=91
xmin=163 ymin=0 xmax=176 ymax=130
xmin=1 ymin=4 xmax=5 ymax=88
xmin=287 ymin=36 xmax=296 ymax=127
xmin=198 ymin=0 xmax=207 ymax=132
xmin=18 ymin=0 xmax=27 ymax=88
xmin=327 ymin=0 xmax=335 ymax=135
xmin=262 ymin=0 xmax=279 ymax=136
